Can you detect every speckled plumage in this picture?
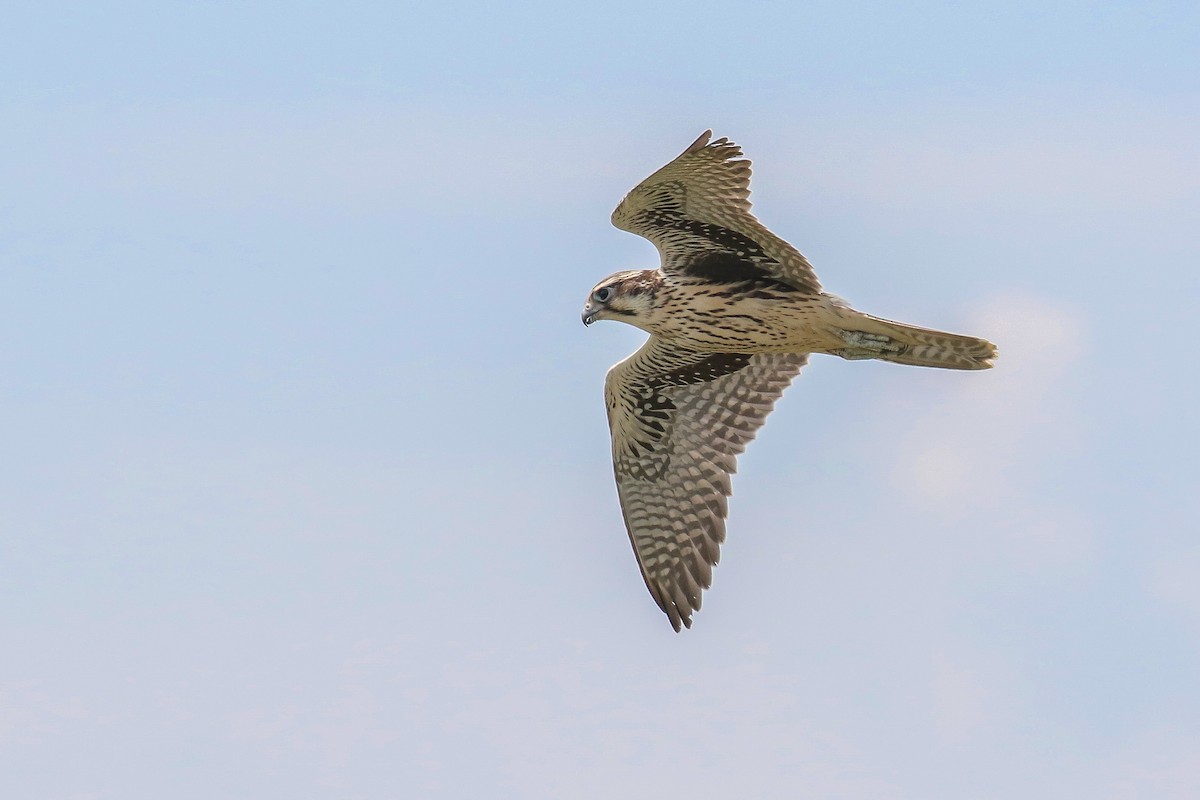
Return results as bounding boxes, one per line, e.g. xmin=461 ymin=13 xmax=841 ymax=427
xmin=584 ymin=131 xmax=997 ymax=631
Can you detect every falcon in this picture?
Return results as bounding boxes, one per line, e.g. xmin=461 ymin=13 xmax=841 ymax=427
xmin=583 ymin=130 xmax=997 ymax=631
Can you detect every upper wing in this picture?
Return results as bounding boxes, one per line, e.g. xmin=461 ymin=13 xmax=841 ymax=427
xmin=611 ymin=130 xmax=822 ymax=293
xmin=604 ymin=336 xmax=808 ymax=631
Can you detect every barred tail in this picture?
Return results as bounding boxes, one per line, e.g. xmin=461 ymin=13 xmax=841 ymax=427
xmin=834 ymin=313 xmax=998 ymax=370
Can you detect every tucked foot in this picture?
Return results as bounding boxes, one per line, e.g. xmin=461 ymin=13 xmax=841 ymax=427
xmin=832 ymin=330 xmax=906 ymax=360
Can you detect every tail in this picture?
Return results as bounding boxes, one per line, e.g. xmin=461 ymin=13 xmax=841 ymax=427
xmin=832 ymin=312 xmax=997 ymax=370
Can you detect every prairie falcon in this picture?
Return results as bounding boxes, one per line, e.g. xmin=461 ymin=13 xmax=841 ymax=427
xmin=583 ymin=130 xmax=997 ymax=631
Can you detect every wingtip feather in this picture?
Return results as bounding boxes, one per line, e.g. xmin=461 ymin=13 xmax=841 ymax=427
xmin=684 ymin=129 xmax=714 ymax=155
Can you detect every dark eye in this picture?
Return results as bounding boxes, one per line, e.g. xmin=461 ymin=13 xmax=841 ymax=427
xmin=594 ymin=287 xmax=612 ymax=303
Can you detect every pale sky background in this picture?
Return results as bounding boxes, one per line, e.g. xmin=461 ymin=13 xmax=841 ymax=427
xmin=3 ymin=2 xmax=1199 ymax=798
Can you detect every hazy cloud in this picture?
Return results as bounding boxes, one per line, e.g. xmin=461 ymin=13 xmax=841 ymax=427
xmin=886 ymin=296 xmax=1091 ymax=561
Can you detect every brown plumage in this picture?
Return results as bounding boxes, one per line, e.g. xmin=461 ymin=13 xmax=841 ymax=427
xmin=583 ymin=130 xmax=997 ymax=631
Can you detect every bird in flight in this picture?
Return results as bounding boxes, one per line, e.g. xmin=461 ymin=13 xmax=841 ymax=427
xmin=583 ymin=130 xmax=997 ymax=631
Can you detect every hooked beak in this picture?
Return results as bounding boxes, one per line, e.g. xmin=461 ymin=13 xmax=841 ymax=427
xmin=581 ymin=304 xmax=598 ymax=326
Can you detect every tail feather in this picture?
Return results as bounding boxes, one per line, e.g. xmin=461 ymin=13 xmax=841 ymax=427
xmin=834 ymin=313 xmax=997 ymax=370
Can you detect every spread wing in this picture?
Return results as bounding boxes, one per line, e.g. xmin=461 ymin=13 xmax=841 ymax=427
xmin=611 ymin=130 xmax=822 ymax=293
xmin=604 ymin=337 xmax=807 ymax=630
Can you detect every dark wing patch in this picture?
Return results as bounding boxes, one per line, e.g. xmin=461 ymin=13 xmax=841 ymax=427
xmin=659 ymin=352 xmax=754 ymax=386
xmin=671 ymin=216 xmax=780 ymax=282
xmin=604 ymin=338 xmax=808 ymax=631
xmin=613 ymin=352 xmax=754 ymax=481
xmin=611 ymin=131 xmax=822 ymax=294
xmin=680 ymin=250 xmax=774 ymax=283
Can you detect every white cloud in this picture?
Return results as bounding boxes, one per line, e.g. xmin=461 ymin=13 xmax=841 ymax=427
xmin=879 ymin=294 xmax=1096 ymax=572
xmin=1098 ymin=729 xmax=1200 ymax=800
xmin=929 ymin=652 xmax=1016 ymax=746
xmin=890 ymin=295 xmax=1085 ymax=502
xmin=1152 ymin=544 xmax=1200 ymax=630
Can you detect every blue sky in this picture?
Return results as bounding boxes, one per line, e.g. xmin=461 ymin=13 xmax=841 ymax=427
xmin=3 ymin=2 xmax=1199 ymax=797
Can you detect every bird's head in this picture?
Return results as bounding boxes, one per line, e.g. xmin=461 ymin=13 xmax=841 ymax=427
xmin=581 ymin=270 xmax=660 ymax=328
